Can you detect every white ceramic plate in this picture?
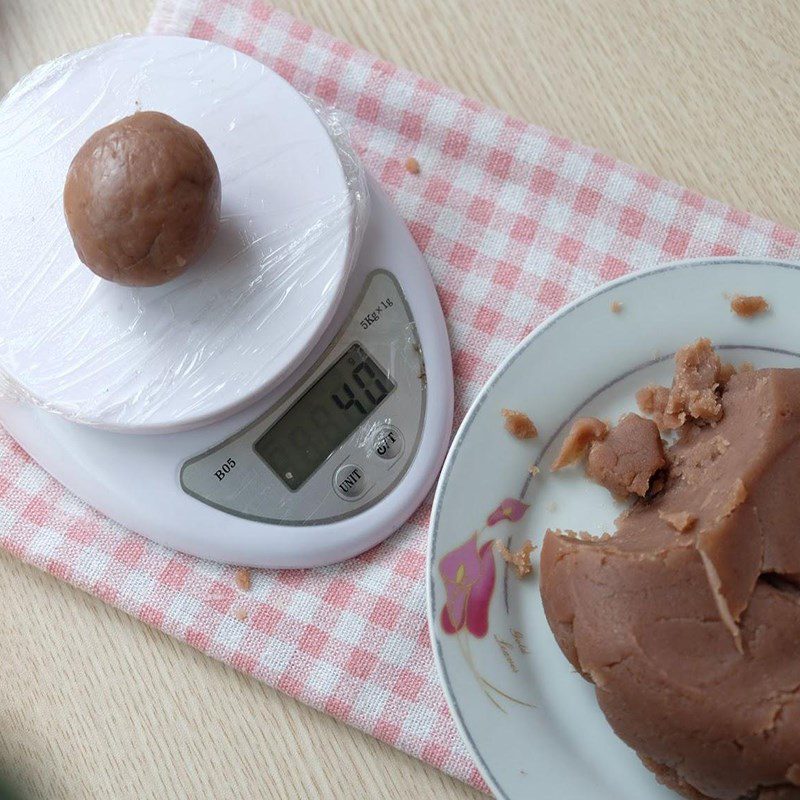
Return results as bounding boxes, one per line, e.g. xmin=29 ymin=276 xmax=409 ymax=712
xmin=427 ymin=258 xmax=800 ymax=799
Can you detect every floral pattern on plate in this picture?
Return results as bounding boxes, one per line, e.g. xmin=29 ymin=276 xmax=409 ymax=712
xmin=438 ymin=497 xmax=533 ymax=711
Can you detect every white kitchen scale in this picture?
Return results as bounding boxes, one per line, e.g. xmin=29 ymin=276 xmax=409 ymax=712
xmin=0 ymin=36 xmax=453 ymax=568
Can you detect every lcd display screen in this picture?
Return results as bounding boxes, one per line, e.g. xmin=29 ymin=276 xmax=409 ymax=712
xmin=254 ymin=343 xmax=396 ymax=491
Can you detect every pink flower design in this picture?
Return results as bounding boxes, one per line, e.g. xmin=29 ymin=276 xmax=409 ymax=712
xmin=486 ymin=497 xmax=529 ymax=526
xmin=439 ymin=533 xmax=495 ymax=637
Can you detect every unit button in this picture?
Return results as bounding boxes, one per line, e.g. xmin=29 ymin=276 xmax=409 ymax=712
xmin=333 ymin=463 xmax=367 ymax=501
xmin=372 ymin=425 xmax=404 ymax=460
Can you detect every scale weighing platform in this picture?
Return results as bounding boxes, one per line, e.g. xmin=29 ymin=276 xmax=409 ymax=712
xmin=0 ymin=36 xmax=453 ymax=568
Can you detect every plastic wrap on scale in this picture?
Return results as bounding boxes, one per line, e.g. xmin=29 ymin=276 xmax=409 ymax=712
xmin=0 ymin=36 xmax=369 ymax=432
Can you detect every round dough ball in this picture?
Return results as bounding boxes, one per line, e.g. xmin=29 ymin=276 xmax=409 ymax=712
xmin=63 ymin=111 xmax=221 ymax=287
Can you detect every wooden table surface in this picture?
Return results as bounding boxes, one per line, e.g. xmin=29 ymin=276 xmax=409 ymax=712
xmin=2 ymin=1 xmax=800 ymax=797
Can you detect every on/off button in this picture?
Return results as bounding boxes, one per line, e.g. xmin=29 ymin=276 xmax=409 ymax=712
xmin=372 ymin=425 xmax=404 ymax=460
xmin=333 ymin=463 xmax=367 ymax=501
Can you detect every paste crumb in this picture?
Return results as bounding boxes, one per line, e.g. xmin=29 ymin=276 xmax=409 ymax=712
xmin=495 ymin=539 xmax=536 ymax=578
xmin=670 ymin=338 xmax=723 ymax=424
xmin=731 ymin=294 xmax=769 ymax=317
xmin=405 ymin=156 xmax=420 ymax=175
xmin=502 ymin=408 xmax=538 ymax=439
xmin=717 ymin=478 xmax=748 ymax=520
xmin=234 ymin=567 xmax=252 ymax=591
xmin=636 ymin=384 xmax=685 ymax=431
xmin=658 ymin=509 xmax=698 ymax=533
xmin=233 ymin=608 xmax=248 ymax=621
xmin=637 ymin=339 xmax=724 ymax=430
xmin=529 ymin=464 xmax=540 ymax=476
xmin=718 ymin=362 xmax=737 ymax=385
xmin=586 ymin=413 xmax=667 ymax=498
xmin=552 ymin=417 xmax=609 ymax=471
xmin=610 ymin=300 xmax=624 ymax=314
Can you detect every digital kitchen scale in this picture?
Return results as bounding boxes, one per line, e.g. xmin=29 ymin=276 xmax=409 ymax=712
xmin=0 ymin=36 xmax=453 ymax=568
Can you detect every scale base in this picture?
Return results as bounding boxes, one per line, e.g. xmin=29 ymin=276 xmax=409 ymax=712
xmin=0 ymin=180 xmax=453 ymax=568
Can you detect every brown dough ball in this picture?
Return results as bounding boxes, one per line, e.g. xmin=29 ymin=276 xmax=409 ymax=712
xmin=63 ymin=111 xmax=221 ymax=287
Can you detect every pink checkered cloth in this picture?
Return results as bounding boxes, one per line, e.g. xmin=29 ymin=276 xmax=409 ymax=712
xmin=4 ymin=0 xmax=800 ymax=792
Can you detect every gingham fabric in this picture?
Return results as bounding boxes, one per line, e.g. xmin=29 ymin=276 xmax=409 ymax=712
xmin=4 ymin=0 xmax=800 ymax=793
